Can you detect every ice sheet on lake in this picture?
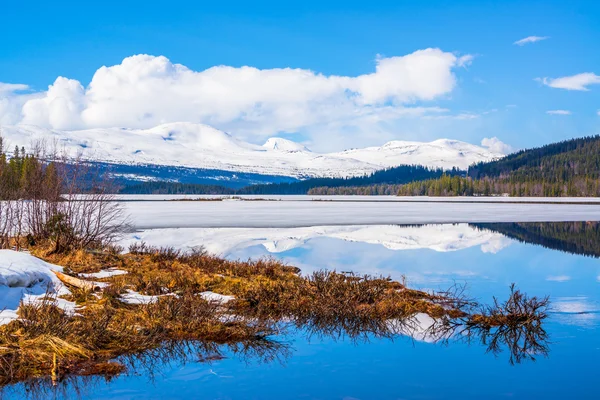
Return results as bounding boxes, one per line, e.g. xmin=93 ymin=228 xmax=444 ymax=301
xmin=124 ymin=200 xmax=600 ymax=229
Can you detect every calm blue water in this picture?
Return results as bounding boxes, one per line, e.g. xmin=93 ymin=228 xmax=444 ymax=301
xmin=5 ymin=223 xmax=600 ymax=399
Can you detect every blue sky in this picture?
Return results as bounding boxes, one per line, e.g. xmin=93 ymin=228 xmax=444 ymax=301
xmin=1 ymin=0 xmax=600 ymax=152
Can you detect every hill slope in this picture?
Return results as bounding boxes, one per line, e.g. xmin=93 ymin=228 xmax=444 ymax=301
xmin=0 ymin=123 xmax=502 ymax=179
xmin=398 ymin=135 xmax=600 ymax=197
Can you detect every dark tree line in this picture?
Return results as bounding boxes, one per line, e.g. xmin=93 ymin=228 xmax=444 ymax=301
xmin=237 ymin=165 xmax=462 ymax=195
xmin=118 ymin=182 xmax=235 ymax=195
xmin=308 ymin=184 xmax=406 ymax=195
xmin=396 ymin=174 xmax=600 ymax=197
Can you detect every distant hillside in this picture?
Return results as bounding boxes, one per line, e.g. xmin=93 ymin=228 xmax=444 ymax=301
xmin=398 ymin=135 xmax=600 ymax=197
xmin=116 ymin=164 xmax=460 ymax=195
xmin=2 ymin=123 xmax=501 ymax=179
xmin=236 ymin=165 xmax=461 ymax=195
xmin=468 ymin=135 xmax=600 ymax=181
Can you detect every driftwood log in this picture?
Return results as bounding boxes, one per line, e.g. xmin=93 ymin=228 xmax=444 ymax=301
xmin=52 ymin=270 xmax=103 ymax=292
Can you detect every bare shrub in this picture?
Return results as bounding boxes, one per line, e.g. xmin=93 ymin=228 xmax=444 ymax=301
xmin=0 ymin=134 xmax=130 ymax=252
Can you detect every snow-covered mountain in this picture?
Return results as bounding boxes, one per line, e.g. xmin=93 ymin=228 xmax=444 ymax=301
xmin=122 ymin=224 xmax=511 ymax=257
xmin=1 ymin=122 xmax=503 ymax=178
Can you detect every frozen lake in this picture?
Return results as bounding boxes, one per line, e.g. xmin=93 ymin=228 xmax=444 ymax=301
xmin=123 ymin=198 xmax=600 ymax=229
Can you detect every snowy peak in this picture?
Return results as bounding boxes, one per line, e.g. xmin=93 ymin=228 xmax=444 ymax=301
xmin=1 ymin=123 xmax=503 ymax=178
xmin=333 ymin=138 xmax=503 ymax=170
xmin=263 ymin=138 xmax=310 ymax=153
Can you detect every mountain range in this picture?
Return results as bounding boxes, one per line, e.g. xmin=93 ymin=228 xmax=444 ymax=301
xmin=1 ymin=122 xmax=503 ymax=182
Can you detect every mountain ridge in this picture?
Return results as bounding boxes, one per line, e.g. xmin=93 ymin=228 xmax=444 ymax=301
xmin=1 ymin=122 xmax=503 ymax=179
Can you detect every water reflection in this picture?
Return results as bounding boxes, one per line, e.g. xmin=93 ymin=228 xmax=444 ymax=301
xmin=472 ymin=222 xmax=600 ymax=258
xmin=4 ymin=222 xmax=600 ymax=399
xmin=3 ymin=283 xmax=552 ymax=400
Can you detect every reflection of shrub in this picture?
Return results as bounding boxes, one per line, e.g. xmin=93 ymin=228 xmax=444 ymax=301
xmin=466 ymin=284 xmax=550 ymax=365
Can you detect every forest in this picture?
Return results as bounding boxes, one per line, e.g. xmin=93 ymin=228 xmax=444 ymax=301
xmin=396 ymin=135 xmax=600 ymax=197
xmin=0 ymin=138 xmax=61 ymax=201
xmin=118 ymin=182 xmax=235 ymax=195
xmin=236 ymin=165 xmax=461 ymax=195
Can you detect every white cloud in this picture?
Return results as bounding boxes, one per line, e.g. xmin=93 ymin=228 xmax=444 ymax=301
xmin=0 ymin=50 xmax=473 ymax=150
xmin=514 ymin=36 xmax=549 ymax=46
xmin=538 ymin=73 xmax=600 ymax=91
xmin=597 ymin=110 xmax=600 ymax=116
xmin=546 ymin=110 xmax=572 ymax=115
xmin=546 ymin=275 xmax=571 ymax=282
xmin=0 ymin=83 xmax=29 ymax=93
xmin=481 ymin=137 xmax=514 ymax=155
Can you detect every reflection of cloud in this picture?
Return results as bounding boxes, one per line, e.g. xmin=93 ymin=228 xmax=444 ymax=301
xmin=546 ymin=275 xmax=571 ymax=282
xmin=389 ymin=313 xmax=440 ymax=343
xmin=480 ymin=236 xmax=512 ymax=254
xmin=553 ymin=296 xmax=600 ymax=327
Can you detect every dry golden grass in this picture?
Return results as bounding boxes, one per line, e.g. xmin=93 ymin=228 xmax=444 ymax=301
xmin=0 ymin=242 xmax=550 ymax=386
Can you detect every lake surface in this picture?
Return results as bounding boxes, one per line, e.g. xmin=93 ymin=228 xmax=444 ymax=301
xmin=122 ymin=198 xmax=600 ymax=228
xmin=4 ymin=203 xmax=600 ymax=399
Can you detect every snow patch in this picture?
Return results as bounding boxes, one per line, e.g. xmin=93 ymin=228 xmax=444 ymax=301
xmin=0 ymin=250 xmax=76 ymax=325
xmin=81 ymin=269 xmax=128 ymax=279
xmin=199 ymin=291 xmax=235 ymax=304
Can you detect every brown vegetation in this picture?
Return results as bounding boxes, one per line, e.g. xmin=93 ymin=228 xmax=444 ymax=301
xmin=0 ymin=243 xmax=550 ymax=389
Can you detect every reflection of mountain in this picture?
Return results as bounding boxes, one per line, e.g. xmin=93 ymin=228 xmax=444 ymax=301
xmin=471 ymin=222 xmax=600 ymax=258
xmin=125 ymin=224 xmax=511 ymax=257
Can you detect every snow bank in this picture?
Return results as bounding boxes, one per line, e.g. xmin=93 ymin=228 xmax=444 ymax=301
xmin=0 ymin=250 xmax=75 ymax=325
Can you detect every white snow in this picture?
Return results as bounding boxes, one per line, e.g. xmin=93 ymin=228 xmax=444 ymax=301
xmin=331 ymin=138 xmax=502 ymax=171
xmin=199 ymin=291 xmax=235 ymax=304
xmin=119 ymin=289 xmax=168 ymax=305
xmin=122 ymin=224 xmax=510 ymax=257
xmin=80 ymin=269 xmax=128 ymax=279
xmin=1 ymin=122 xmax=502 ymax=178
xmin=119 ymin=289 xmax=233 ymax=305
xmin=0 ymin=250 xmax=76 ymax=325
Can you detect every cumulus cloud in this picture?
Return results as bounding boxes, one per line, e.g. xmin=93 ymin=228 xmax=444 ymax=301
xmin=481 ymin=137 xmax=514 ymax=155
xmin=546 ymin=110 xmax=572 ymax=115
xmin=0 ymin=50 xmax=473 ymax=149
xmin=514 ymin=36 xmax=549 ymax=46
xmin=538 ymin=73 xmax=600 ymax=91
